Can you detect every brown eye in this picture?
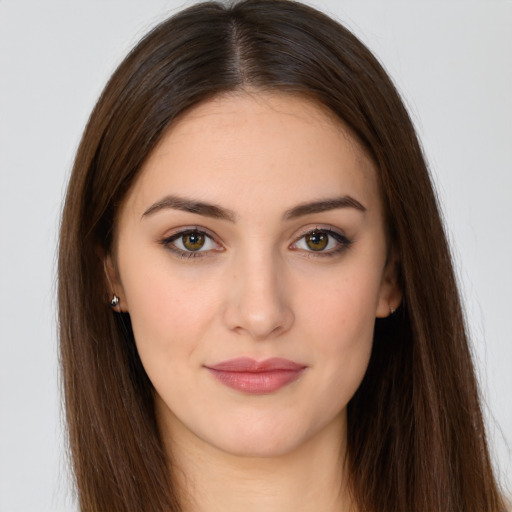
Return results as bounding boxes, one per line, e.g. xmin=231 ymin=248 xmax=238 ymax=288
xmin=291 ymin=228 xmax=351 ymax=256
xmin=305 ymin=231 xmax=328 ymax=251
xmin=162 ymin=228 xmax=221 ymax=257
xmin=182 ymin=231 xmax=205 ymax=251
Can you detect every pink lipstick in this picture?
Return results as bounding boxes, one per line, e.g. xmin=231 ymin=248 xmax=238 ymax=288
xmin=205 ymin=357 xmax=306 ymax=394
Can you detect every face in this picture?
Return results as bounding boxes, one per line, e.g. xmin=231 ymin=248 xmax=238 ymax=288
xmin=108 ymin=92 xmax=400 ymax=458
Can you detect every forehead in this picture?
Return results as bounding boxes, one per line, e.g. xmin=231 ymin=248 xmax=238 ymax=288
xmin=122 ymin=91 xmax=381 ymax=220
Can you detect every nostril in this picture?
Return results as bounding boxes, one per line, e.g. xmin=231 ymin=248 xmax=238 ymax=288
xmin=221 ymin=255 xmax=295 ymax=340
xmin=222 ymin=290 xmax=295 ymax=340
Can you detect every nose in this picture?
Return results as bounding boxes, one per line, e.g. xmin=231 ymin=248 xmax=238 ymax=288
xmin=222 ymin=249 xmax=295 ymax=340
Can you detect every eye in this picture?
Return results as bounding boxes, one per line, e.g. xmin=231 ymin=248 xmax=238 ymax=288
xmin=161 ymin=229 xmax=222 ymax=257
xmin=291 ymin=228 xmax=351 ymax=256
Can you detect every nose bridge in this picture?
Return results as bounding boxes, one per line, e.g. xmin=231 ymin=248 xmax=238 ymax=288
xmin=223 ymin=241 xmax=294 ymax=340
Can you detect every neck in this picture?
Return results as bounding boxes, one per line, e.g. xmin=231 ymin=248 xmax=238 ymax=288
xmin=161 ymin=413 xmax=356 ymax=512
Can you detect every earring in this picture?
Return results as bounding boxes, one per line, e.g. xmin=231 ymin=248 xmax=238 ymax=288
xmin=389 ymin=304 xmax=396 ymax=316
xmin=110 ymin=294 xmax=120 ymax=308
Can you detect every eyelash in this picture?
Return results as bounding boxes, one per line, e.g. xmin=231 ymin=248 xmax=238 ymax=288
xmin=290 ymin=227 xmax=352 ymax=258
xmin=159 ymin=227 xmax=352 ymax=260
xmin=160 ymin=228 xmax=222 ymax=259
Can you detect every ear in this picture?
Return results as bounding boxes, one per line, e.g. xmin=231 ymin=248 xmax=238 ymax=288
xmin=104 ymin=253 xmax=128 ymax=312
xmin=376 ymin=249 xmax=402 ymax=318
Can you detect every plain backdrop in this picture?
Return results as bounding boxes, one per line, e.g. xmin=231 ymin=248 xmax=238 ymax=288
xmin=0 ymin=1 xmax=510 ymax=510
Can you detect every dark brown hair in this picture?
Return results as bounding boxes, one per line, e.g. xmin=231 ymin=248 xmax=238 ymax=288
xmin=58 ymin=1 xmax=506 ymax=510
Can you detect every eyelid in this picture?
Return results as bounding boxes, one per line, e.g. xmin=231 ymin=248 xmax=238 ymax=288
xmin=159 ymin=226 xmax=224 ymax=258
xmin=161 ymin=225 xmax=219 ymax=242
xmin=289 ymin=225 xmax=352 ymax=255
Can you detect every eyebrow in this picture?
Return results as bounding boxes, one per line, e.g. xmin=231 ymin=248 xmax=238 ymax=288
xmin=141 ymin=194 xmax=366 ymax=222
xmin=283 ymin=196 xmax=366 ymax=219
xmin=142 ymin=195 xmax=237 ymax=222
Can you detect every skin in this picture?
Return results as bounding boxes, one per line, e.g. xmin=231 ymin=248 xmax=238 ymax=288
xmin=107 ymin=92 xmax=401 ymax=512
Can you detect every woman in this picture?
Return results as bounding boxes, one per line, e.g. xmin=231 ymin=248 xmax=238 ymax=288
xmin=58 ymin=0 xmax=506 ymax=510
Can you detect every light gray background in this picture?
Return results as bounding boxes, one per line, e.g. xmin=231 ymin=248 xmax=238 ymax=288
xmin=0 ymin=1 xmax=510 ymax=510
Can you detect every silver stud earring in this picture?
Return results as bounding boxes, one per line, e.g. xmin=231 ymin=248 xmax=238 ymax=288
xmin=110 ymin=294 xmax=120 ymax=308
xmin=389 ymin=305 xmax=396 ymax=316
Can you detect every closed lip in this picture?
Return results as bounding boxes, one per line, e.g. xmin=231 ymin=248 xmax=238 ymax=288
xmin=204 ymin=357 xmax=307 ymax=394
xmin=205 ymin=357 xmax=306 ymax=372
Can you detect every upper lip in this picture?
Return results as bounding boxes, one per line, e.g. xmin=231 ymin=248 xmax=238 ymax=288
xmin=206 ymin=357 xmax=306 ymax=372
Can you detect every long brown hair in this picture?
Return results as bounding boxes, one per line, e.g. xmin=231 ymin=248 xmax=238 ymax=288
xmin=58 ymin=1 xmax=506 ymax=510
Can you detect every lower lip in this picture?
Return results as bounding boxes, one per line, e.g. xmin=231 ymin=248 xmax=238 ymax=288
xmin=207 ymin=368 xmax=305 ymax=394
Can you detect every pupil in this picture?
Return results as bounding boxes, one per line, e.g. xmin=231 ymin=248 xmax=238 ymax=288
xmin=307 ymin=231 xmax=328 ymax=251
xmin=184 ymin=232 xmax=204 ymax=251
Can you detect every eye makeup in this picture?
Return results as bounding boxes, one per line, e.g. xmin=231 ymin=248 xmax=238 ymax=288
xmin=159 ymin=227 xmax=223 ymax=259
xmin=289 ymin=226 xmax=353 ymax=259
xmin=158 ymin=224 xmax=353 ymax=261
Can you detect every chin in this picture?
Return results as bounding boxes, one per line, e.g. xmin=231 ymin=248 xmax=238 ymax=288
xmin=196 ymin=411 xmax=321 ymax=459
xmin=209 ymin=430 xmax=306 ymax=458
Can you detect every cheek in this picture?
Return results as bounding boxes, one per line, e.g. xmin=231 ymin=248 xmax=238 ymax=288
xmin=304 ymin=268 xmax=381 ymax=343
xmin=297 ymin=266 xmax=380 ymax=404
xmin=118 ymin=254 xmax=221 ymax=372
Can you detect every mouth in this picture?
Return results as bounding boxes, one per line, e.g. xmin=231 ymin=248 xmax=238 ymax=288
xmin=204 ymin=357 xmax=307 ymax=394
